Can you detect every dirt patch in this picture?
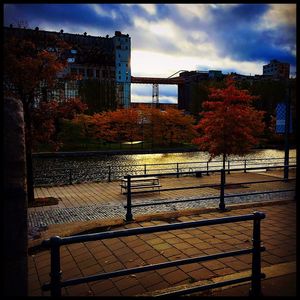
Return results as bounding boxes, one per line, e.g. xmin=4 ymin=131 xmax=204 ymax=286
xmin=29 ymin=197 xmax=60 ymax=208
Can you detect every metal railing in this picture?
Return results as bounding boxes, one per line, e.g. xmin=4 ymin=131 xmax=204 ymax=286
xmin=124 ymin=164 xmax=296 ymax=222
xmin=33 ymin=156 xmax=296 ymax=186
xmin=41 ymin=212 xmax=266 ymax=297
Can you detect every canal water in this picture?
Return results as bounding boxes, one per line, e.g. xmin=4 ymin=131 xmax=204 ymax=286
xmin=33 ymin=149 xmax=296 ymax=186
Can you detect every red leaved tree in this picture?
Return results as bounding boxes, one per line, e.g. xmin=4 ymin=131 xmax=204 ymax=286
xmin=4 ymin=29 xmax=71 ymax=204
xmin=192 ymin=77 xmax=265 ymax=169
xmin=32 ymin=97 xmax=88 ymax=151
xmin=137 ymin=106 xmax=197 ymax=146
xmin=91 ymin=108 xmax=142 ymax=144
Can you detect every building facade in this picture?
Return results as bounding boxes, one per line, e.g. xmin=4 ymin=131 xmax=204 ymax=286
xmin=113 ymin=31 xmax=131 ymax=108
xmin=4 ymin=26 xmax=131 ymax=109
xmin=263 ymin=59 xmax=290 ymax=79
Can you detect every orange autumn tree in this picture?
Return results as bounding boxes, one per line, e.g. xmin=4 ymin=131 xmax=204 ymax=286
xmin=192 ymin=77 xmax=265 ymax=169
xmin=159 ymin=108 xmax=197 ymax=146
xmin=32 ymin=98 xmax=88 ymax=150
xmin=91 ymin=108 xmax=142 ymax=144
xmin=131 ymin=105 xmax=197 ymax=146
xmin=4 ymin=30 xmax=72 ymax=204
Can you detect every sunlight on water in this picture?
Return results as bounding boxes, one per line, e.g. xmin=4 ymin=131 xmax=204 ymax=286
xmin=127 ymin=149 xmax=296 ymax=165
xmin=33 ymin=149 xmax=296 ymax=185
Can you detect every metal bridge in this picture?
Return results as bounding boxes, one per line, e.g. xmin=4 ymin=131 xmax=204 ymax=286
xmin=131 ymin=76 xmax=185 ymax=85
xmin=131 ymin=75 xmax=185 ymax=107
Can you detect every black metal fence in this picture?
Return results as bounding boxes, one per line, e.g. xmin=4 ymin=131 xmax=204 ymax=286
xmin=33 ymin=156 xmax=296 ymax=186
xmin=42 ymin=212 xmax=266 ymax=297
xmin=124 ymin=164 xmax=296 ymax=222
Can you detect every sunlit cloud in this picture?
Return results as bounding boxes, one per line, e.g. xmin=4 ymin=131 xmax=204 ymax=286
xmin=3 ymin=3 xmax=296 ymax=78
xmin=258 ymin=4 xmax=296 ymax=30
xmin=138 ymin=4 xmax=157 ymax=15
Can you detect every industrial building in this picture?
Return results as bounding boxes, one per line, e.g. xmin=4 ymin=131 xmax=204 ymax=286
xmin=4 ymin=26 xmax=131 ymax=108
xmin=4 ymin=26 xmax=292 ymax=115
xmin=263 ymin=59 xmax=290 ymax=79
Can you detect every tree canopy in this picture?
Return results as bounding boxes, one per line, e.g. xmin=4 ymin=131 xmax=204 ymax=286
xmin=192 ymin=77 xmax=265 ymax=168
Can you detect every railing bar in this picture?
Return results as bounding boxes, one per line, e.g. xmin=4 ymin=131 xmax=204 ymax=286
xmin=127 ymin=178 xmax=296 ymax=195
xmin=128 ymin=183 xmax=224 ymax=194
xmin=126 ymin=188 xmax=295 ymax=209
xmin=127 ymin=164 xmax=296 ymax=178
xmin=44 ymin=248 xmax=256 ymax=290
xmin=125 ymin=195 xmax=221 ymax=208
xmin=224 ymin=188 xmax=295 ymax=198
xmin=155 ymin=274 xmax=266 ymax=297
xmin=43 ymin=214 xmax=263 ymax=247
xmin=222 ymin=178 xmax=296 ymax=186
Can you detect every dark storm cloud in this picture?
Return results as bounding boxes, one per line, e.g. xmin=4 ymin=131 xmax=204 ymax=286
xmin=204 ymin=4 xmax=296 ymax=65
xmin=3 ymin=4 xmax=135 ymax=31
xmin=4 ymin=3 xmax=296 ymax=75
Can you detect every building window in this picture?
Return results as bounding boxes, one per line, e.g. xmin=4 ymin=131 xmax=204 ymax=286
xmin=70 ymin=67 xmax=77 ymax=74
xmin=119 ymin=63 xmax=121 ymax=66
xmin=79 ymin=68 xmax=85 ymax=77
xmin=102 ymin=70 xmax=107 ymax=78
xmin=119 ymin=76 xmax=121 ymax=80
xmin=119 ymin=71 xmax=121 ymax=74
xmin=87 ymin=69 xmax=93 ymax=78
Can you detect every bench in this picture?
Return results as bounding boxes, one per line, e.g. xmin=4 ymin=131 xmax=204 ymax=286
xmin=120 ymin=176 xmax=161 ymax=194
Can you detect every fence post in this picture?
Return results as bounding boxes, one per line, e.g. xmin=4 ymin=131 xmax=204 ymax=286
xmin=244 ymin=160 xmax=247 ymax=173
xmin=207 ymin=162 xmax=209 ymax=176
xmin=125 ymin=175 xmax=133 ymax=222
xmin=227 ymin=160 xmax=230 ymax=174
xmin=49 ymin=236 xmax=62 ymax=297
xmin=108 ymin=166 xmax=111 ymax=182
xmin=69 ymin=169 xmax=72 ymax=185
xmin=144 ymin=164 xmax=147 ymax=175
xmin=250 ymin=212 xmax=265 ymax=297
xmin=219 ymin=169 xmax=226 ymax=211
xmin=177 ymin=163 xmax=179 ymax=178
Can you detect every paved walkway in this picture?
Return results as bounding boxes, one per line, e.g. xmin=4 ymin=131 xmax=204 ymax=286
xmin=29 ymin=170 xmax=295 ymax=230
xmin=28 ymin=201 xmax=296 ymax=296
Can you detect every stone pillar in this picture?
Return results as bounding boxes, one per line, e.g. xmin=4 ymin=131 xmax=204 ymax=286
xmin=3 ymin=97 xmax=28 ymax=296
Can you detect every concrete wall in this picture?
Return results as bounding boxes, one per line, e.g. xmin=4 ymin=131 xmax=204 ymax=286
xmin=3 ymin=97 xmax=28 ymax=296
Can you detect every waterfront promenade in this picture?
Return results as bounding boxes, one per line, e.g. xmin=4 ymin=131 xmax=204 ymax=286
xmin=28 ymin=201 xmax=296 ymax=296
xmin=30 ymin=169 xmax=295 ymax=229
xmin=28 ymin=169 xmax=296 ymax=296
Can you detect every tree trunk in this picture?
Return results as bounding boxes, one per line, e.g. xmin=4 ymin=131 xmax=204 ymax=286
xmin=3 ymin=97 xmax=28 ymax=296
xmin=23 ymin=103 xmax=35 ymax=205
xmin=222 ymin=153 xmax=226 ymax=184
xmin=222 ymin=153 xmax=226 ymax=170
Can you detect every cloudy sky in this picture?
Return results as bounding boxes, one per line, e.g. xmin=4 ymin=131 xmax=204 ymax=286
xmin=4 ymin=3 xmax=297 ymax=103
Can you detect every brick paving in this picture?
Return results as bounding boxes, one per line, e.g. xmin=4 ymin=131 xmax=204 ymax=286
xmin=29 ymin=170 xmax=295 ymax=229
xmin=28 ymin=201 xmax=296 ymax=296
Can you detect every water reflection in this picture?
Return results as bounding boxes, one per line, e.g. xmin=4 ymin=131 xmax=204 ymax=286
xmin=33 ymin=149 xmax=296 ymax=186
xmin=120 ymin=149 xmax=296 ymax=166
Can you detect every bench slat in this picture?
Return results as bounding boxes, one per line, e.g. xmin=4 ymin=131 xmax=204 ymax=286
xmin=121 ymin=184 xmax=161 ymax=189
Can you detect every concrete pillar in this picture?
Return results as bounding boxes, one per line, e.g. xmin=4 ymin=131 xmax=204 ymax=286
xmin=3 ymin=97 xmax=28 ymax=296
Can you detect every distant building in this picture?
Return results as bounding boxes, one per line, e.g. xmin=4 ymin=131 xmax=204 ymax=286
xmin=178 ymin=70 xmax=224 ymax=111
xmin=263 ymin=59 xmax=290 ymax=79
xmin=4 ymin=26 xmax=131 ymax=108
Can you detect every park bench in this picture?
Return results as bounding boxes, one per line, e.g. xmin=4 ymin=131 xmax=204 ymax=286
xmin=120 ymin=176 xmax=161 ymax=194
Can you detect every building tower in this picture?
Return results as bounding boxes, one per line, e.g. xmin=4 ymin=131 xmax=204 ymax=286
xmin=113 ymin=31 xmax=131 ymax=108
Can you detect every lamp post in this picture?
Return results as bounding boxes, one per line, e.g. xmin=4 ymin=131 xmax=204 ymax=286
xmin=284 ymin=79 xmax=291 ymax=181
